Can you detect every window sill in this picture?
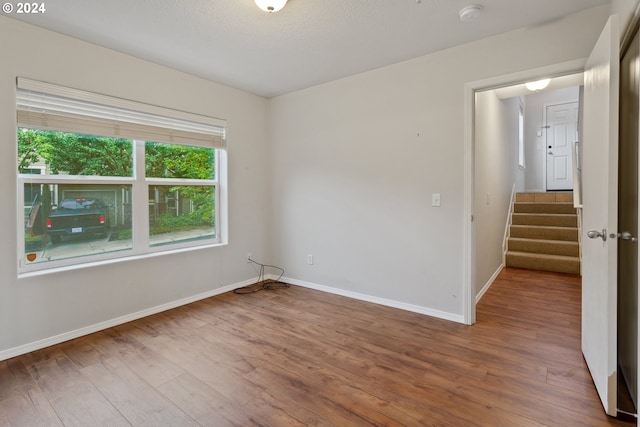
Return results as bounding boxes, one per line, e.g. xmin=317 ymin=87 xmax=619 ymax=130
xmin=18 ymin=241 xmax=228 ymax=279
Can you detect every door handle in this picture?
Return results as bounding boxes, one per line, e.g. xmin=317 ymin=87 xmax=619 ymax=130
xmin=609 ymin=231 xmax=638 ymax=243
xmin=548 ymin=151 xmax=553 ymax=155
xmin=587 ymin=229 xmax=607 ymax=241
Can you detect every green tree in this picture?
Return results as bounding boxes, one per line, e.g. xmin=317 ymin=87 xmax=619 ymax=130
xmin=146 ymin=142 xmax=215 ymax=231
xmin=17 ymin=128 xmax=133 ymax=176
xmin=145 ymin=142 xmax=214 ymax=179
xmin=18 ymin=128 xmax=48 ymax=172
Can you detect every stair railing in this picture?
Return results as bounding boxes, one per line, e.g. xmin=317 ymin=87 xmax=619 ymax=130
xmin=572 ymin=141 xmax=583 ymax=208
xmin=572 ymin=140 xmax=583 ymax=275
xmin=502 ymin=184 xmax=516 ymax=266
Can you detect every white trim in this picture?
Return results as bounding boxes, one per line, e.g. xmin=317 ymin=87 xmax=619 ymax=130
xmin=18 ymin=240 xmax=228 ymax=279
xmin=518 ymin=100 xmax=525 ymax=169
xmin=145 ymin=177 xmax=217 ymax=186
xmin=19 ymin=174 xmax=134 ymax=184
xmin=463 ymin=58 xmax=588 ymax=326
xmin=572 ymin=141 xmax=583 ymax=208
xmin=476 ymin=264 xmax=504 ymax=304
xmin=463 ymin=81 xmax=476 ymax=326
xmin=281 ymin=276 xmax=466 ymax=324
xmin=2 ymin=273 xmax=469 ymax=362
xmin=0 ymin=276 xmax=258 ymax=362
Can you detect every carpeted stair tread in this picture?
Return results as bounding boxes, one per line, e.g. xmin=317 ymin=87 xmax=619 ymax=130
xmin=508 ymin=237 xmax=579 ymax=257
xmin=515 ymin=192 xmax=573 ymax=203
xmin=508 ymin=192 xmax=580 ymax=275
xmin=513 ymin=202 xmax=577 ymax=214
xmin=510 ymin=224 xmax=579 ymax=242
xmin=511 ymin=213 xmax=578 ymax=227
xmin=505 ymin=251 xmax=580 ymax=275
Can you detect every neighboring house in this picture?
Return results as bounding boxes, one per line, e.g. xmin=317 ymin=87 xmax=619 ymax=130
xmin=26 ymin=184 xmax=200 ymax=235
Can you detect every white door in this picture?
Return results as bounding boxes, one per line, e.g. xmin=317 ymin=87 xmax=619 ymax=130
xmin=582 ymin=15 xmax=620 ymax=416
xmin=546 ymin=102 xmax=578 ymax=190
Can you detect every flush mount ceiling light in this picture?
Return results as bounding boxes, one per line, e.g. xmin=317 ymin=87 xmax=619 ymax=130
xmin=255 ymin=0 xmax=288 ymax=13
xmin=525 ymin=78 xmax=551 ymax=92
xmin=459 ymin=5 xmax=482 ymax=22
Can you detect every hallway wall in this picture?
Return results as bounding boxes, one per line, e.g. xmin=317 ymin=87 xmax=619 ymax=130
xmin=474 ymin=91 xmax=522 ymax=297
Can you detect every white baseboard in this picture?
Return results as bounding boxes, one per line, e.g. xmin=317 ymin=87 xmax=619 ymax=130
xmin=280 ymin=276 xmax=465 ymax=324
xmin=1 ymin=274 xmax=469 ymax=361
xmin=0 ymin=277 xmax=258 ymax=362
xmin=476 ymin=264 xmax=503 ymax=304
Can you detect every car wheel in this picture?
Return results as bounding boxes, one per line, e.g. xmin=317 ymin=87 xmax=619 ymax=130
xmin=50 ymin=235 xmax=61 ymax=244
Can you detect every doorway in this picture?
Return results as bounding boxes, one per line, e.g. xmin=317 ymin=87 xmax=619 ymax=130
xmin=545 ymin=101 xmax=579 ymax=191
xmin=463 ymin=59 xmax=587 ymax=325
xmin=471 ymin=79 xmax=581 ymax=303
xmin=466 ymin=32 xmax=640 ymax=420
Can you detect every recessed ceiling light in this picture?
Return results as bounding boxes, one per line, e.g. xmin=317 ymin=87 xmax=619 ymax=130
xmin=525 ymin=79 xmax=551 ymax=91
xmin=254 ymin=0 xmax=288 ymax=13
xmin=459 ymin=5 xmax=482 ymax=22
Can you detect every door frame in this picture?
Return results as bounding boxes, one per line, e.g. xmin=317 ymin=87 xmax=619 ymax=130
xmin=621 ymin=8 xmax=640 ymax=425
xmin=462 ymin=59 xmax=587 ymax=325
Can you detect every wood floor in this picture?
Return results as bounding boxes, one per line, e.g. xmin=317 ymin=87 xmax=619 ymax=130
xmin=0 ymin=268 xmax=634 ymax=426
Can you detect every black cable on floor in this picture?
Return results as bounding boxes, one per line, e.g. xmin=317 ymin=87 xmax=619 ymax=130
xmin=233 ymin=258 xmax=290 ymax=294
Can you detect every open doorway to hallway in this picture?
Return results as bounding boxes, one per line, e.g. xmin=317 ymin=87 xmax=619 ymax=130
xmin=473 ymin=60 xmax=640 ymax=417
xmin=473 ymin=75 xmax=583 ymax=303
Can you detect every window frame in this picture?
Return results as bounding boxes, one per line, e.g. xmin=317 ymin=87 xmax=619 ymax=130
xmin=142 ymin=141 xmax=221 ymax=253
xmin=518 ymin=99 xmax=526 ymax=169
xmin=16 ymin=80 xmax=227 ymax=276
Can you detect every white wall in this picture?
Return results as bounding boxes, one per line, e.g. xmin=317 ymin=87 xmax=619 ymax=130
xmin=268 ymin=5 xmax=610 ymax=320
xmin=474 ymin=92 xmax=522 ymax=297
xmin=523 ymin=86 xmax=581 ymax=191
xmin=0 ymin=17 xmax=270 ymax=357
xmin=613 ymin=0 xmax=640 ymax=34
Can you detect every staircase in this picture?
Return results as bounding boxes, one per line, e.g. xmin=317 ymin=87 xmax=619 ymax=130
xmin=505 ymin=192 xmax=580 ymax=275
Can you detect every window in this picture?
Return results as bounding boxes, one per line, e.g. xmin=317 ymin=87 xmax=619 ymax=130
xmin=518 ymin=100 xmax=525 ymax=169
xmin=145 ymin=141 xmax=218 ymax=247
xmin=17 ymin=78 xmax=227 ymax=273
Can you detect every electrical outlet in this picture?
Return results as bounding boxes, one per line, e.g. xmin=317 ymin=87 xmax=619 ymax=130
xmin=307 ymin=254 xmax=314 ymax=265
xmin=246 ymin=252 xmax=252 ymax=263
xmin=431 ymin=193 xmax=441 ymax=207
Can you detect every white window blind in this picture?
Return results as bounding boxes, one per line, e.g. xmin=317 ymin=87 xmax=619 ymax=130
xmin=16 ymin=78 xmax=226 ymax=149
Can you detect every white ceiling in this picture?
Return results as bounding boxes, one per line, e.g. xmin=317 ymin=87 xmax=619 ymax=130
xmin=7 ymin=0 xmax=610 ymax=98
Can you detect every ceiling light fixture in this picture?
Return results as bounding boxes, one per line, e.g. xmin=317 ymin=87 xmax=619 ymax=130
xmin=459 ymin=5 xmax=482 ymax=22
xmin=525 ymin=78 xmax=551 ymax=92
xmin=254 ymin=0 xmax=288 ymax=13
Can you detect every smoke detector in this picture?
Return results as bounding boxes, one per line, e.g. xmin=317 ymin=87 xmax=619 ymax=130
xmin=459 ymin=5 xmax=482 ymax=22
